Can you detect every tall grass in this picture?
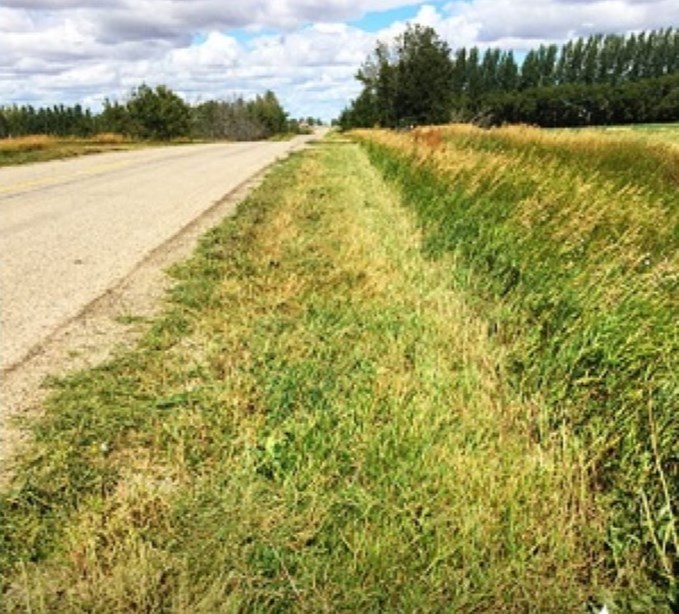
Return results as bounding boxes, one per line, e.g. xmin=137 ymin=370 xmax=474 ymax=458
xmin=355 ymin=124 xmax=678 ymax=605
xmin=0 ymin=134 xmax=134 ymax=166
xmin=0 ymin=134 xmax=55 ymax=152
xmin=0 ymin=141 xmax=643 ymax=610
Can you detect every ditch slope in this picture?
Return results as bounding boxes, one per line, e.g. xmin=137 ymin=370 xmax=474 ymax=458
xmin=0 ymin=138 xmax=649 ymax=612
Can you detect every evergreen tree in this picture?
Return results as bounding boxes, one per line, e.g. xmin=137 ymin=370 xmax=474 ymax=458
xmin=338 ymin=89 xmax=379 ymax=129
xmin=340 ymin=26 xmax=679 ymax=130
xmin=598 ymin=34 xmax=622 ymax=84
xmin=465 ymin=47 xmax=482 ymax=104
xmin=481 ymin=48 xmax=502 ymax=92
xmin=625 ymin=34 xmax=640 ymax=79
xmin=99 ymin=99 xmax=132 ymax=135
xmin=357 ymin=41 xmax=397 ymax=127
xmin=566 ymin=37 xmax=585 ymax=83
xmin=250 ymin=90 xmax=288 ymax=136
xmin=451 ymin=47 xmax=468 ymax=93
xmin=582 ymin=35 xmax=602 ymax=84
xmin=0 ymin=109 xmax=8 ymax=138
xmin=536 ymin=44 xmax=558 ymax=87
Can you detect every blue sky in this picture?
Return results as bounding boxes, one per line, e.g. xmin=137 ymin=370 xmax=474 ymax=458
xmin=350 ymin=5 xmax=424 ymax=32
xmin=1 ymin=1 xmax=678 ymax=121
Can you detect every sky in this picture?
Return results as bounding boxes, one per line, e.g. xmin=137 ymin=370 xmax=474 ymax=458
xmin=1 ymin=1 xmax=678 ymax=122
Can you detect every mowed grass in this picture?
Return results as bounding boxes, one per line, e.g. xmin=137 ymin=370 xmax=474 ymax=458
xmin=571 ymin=123 xmax=679 ymax=148
xmin=355 ymin=124 xmax=678 ymax=608
xmin=0 ymin=141 xmax=636 ymax=610
xmin=0 ymin=134 xmax=139 ymax=166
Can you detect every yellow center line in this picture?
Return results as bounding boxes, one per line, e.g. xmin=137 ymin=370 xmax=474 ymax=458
xmin=0 ymin=159 xmax=135 ymax=196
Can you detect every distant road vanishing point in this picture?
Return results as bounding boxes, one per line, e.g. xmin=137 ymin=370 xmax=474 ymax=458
xmin=0 ymin=136 xmax=313 ymax=374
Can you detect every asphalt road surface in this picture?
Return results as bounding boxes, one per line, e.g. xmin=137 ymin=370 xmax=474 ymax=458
xmin=0 ymin=137 xmax=312 ymax=373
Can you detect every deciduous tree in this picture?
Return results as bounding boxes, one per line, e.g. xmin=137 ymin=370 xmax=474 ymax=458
xmin=126 ymin=84 xmax=190 ymax=140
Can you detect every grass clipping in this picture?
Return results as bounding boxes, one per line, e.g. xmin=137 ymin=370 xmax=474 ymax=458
xmin=1 ymin=141 xmax=639 ymax=611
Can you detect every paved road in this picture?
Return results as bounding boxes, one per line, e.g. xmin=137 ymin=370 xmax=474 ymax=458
xmin=0 ymin=137 xmax=310 ymax=372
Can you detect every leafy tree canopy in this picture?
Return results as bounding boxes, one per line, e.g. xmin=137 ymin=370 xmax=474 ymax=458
xmin=1 ymin=85 xmax=297 ymax=142
xmin=340 ymin=26 xmax=679 ymax=129
xmin=126 ymin=84 xmax=190 ymax=140
xmin=350 ymin=24 xmax=454 ymax=128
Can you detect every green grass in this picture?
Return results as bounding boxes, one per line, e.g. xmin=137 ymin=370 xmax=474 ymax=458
xmin=0 ymin=139 xmax=643 ymax=611
xmin=267 ymin=132 xmax=302 ymax=141
xmin=566 ymin=122 xmax=679 ymax=148
xmin=355 ymin=125 xmax=678 ymax=609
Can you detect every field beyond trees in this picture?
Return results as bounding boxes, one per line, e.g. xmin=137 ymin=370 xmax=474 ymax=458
xmin=0 ymin=127 xmax=676 ymax=611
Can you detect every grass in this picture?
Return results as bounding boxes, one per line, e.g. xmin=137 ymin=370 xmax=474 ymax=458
xmin=0 ymin=134 xmax=140 ymax=166
xmin=570 ymin=123 xmax=679 ymax=148
xmin=354 ymin=124 xmax=678 ymax=608
xmin=268 ymin=132 xmax=301 ymax=141
xmin=0 ymin=138 xmax=649 ymax=611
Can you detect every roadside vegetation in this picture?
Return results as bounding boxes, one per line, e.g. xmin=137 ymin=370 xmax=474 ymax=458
xmin=0 ymin=133 xmax=140 ymax=167
xmin=0 ymin=86 xmax=317 ymax=167
xmin=355 ymin=124 xmax=678 ymax=608
xmin=1 ymin=129 xmax=675 ymax=610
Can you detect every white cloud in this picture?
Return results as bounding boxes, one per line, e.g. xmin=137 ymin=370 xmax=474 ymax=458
xmin=443 ymin=0 xmax=679 ymax=45
xmin=170 ymin=32 xmax=241 ymax=71
xmin=0 ymin=0 xmax=677 ymax=120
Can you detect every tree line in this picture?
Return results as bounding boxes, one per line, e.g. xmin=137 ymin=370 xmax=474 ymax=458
xmin=0 ymin=85 xmax=304 ymax=141
xmin=0 ymin=103 xmax=96 ymax=138
xmin=339 ymin=26 xmax=679 ymax=129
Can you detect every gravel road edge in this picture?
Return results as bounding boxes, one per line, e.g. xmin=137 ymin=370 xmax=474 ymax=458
xmin=0 ymin=159 xmax=283 ymax=488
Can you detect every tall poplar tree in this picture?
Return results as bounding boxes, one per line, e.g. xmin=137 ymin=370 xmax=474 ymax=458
xmin=346 ymin=24 xmax=454 ymax=127
xmin=394 ymin=24 xmax=455 ymax=125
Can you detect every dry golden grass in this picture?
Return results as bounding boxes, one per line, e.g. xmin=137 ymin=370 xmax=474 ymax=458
xmin=359 ymin=125 xmax=677 ymax=271
xmin=91 ymin=132 xmax=128 ymax=144
xmin=0 ymin=134 xmax=55 ymax=152
xmin=0 ymin=134 xmax=139 ymax=166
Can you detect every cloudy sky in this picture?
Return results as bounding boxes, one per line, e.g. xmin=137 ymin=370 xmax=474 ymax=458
xmin=1 ymin=1 xmax=677 ymax=121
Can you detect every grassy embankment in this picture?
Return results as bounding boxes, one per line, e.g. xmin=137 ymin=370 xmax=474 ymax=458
xmin=356 ymin=124 xmax=678 ymax=607
xmin=0 ymin=130 xmax=674 ymax=610
xmin=0 ymin=134 xmax=140 ymax=166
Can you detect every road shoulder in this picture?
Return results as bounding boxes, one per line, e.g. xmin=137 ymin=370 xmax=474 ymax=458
xmin=0 ymin=170 xmax=266 ymax=487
